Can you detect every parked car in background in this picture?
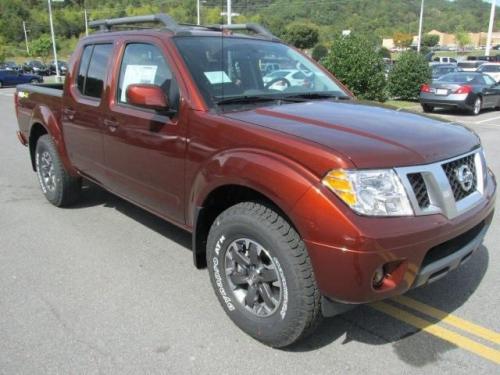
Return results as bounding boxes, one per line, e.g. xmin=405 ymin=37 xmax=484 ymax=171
xmin=457 ymin=61 xmax=485 ymax=72
xmin=0 ymin=70 xmax=43 ymax=88
xmin=262 ymin=69 xmax=312 ymax=91
xmin=477 ymin=63 xmax=500 ymax=82
xmin=49 ymin=60 xmax=68 ymax=75
xmin=467 ymin=55 xmax=500 ymax=62
xmin=260 ymin=62 xmax=281 ymax=75
xmin=420 ymin=72 xmax=500 ymax=115
xmin=22 ymin=60 xmax=50 ymax=76
xmin=431 ymin=56 xmax=457 ymax=64
xmin=0 ymin=61 xmax=21 ymax=71
xmin=431 ymin=64 xmax=461 ymax=80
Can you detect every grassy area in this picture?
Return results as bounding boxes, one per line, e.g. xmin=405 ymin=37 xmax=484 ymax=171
xmin=385 ymin=100 xmax=421 ymax=109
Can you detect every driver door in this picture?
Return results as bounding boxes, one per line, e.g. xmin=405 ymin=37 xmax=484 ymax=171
xmin=103 ymin=39 xmax=186 ymax=223
xmin=481 ymin=74 xmax=500 ymax=108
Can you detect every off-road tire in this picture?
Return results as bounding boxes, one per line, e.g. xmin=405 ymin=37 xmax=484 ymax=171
xmin=206 ymin=202 xmax=322 ymax=348
xmin=35 ymin=134 xmax=81 ymax=207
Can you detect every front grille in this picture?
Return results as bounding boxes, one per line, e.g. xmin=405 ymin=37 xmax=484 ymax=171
xmin=442 ymin=154 xmax=477 ymax=202
xmin=421 ymin=221 xmax=485 ymax=268
xmin=408 ymin=173 xmax=430 ymax=209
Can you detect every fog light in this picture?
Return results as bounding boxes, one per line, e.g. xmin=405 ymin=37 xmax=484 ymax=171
xmin=373 ymin=267 xmax=385 ymax=288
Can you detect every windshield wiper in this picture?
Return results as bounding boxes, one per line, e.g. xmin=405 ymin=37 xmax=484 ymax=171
xmin=282 ymin=92 xmax=351 ymax=101
xmin=215 ymin=95 xmax=284 ymax=106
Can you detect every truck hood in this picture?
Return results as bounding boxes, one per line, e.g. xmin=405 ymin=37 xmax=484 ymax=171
xmin=223 ymin=100 xmax=480 ymax=168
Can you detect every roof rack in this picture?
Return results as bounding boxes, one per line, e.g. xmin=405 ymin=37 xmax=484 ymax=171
xmin=89 ymin=13 xmax=178 ymax=32
xmin=210 ymin=23 xmax=280 ymax=41
xmin=88 ymin=13 xmax=280 ymax=41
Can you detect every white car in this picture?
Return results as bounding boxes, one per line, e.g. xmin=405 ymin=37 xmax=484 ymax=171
xmin=431 ymin=56 xmax=457 ymax=64
xmin=476 ymin=63 xmax=500 ymax=82
xmin=262 ymin=69 xmax=311 ymax=91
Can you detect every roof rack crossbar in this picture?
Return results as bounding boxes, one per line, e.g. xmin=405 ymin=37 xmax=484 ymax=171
xmin=89 ymin=13 xmax=178 ymax=32
xmin=211 ymin=23 xmax=279 ymax=40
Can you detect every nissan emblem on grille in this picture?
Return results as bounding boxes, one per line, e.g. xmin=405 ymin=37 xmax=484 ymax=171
xmin=455 ymin=165 xmax=474 ymax=192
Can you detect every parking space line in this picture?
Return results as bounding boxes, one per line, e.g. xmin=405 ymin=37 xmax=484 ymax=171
xmin=393 ymin=296 xmax=500 ymax=345
xmin=475 ymin=116 xmax=500 ymax=125
xmin=371 ymin=301 xmax=500 ymax=365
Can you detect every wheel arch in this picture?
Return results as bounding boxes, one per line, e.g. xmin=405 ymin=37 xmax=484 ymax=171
xmin=189 ymin=149 xmax=319 ymax=268
xmin=28 ymin=105 xmax=76 ymax=175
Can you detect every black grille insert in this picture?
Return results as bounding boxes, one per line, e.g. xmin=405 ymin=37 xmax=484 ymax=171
xmin=408 ymin=173 xmax=430 ymax=209
xmin=421 ymin=221 xmax=485 ymax=268
xmin=442 ymin=154 xmax=477 ymax=202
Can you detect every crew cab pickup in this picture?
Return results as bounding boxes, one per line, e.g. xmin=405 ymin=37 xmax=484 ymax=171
xmin=15 ymin=14 xmax=496 ymax=348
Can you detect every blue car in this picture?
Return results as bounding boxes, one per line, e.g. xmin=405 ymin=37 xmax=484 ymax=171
xmin=0 ymin=69 xmax=43 ymax=88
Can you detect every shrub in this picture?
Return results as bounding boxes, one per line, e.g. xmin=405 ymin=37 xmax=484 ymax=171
xmin=377 ymin=46 xmax=391 ymax=59
xmin=282 ymin=23 xmax=319 ymax=49
xmin=321 ymin=34 xmax=387 ymax=101
xmin=311 ymin=44 xmax=328 ymax=61
xmin=387 ymin=51 xmax=431 ymax=100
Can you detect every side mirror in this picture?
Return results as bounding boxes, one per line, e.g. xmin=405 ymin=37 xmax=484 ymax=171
xmin=126 ymin=84 xmax=169 ymax=111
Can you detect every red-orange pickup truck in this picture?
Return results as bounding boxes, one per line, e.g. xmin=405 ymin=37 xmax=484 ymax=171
xmin=15 ymin=14 xmax=496 ymax=347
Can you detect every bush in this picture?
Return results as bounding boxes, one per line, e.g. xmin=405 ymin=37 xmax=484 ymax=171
xmin=377 ymin=46 xmax=391 ymax=59
xmin=282 ymin=23 xmax=319 ymax=49
xmin=321 ymin=34 xmax=387 ymax=101
xmin=311 ymin=44 xmax=328 ymax=61
xmin=387 ymin=51 xmax=431 ymax=100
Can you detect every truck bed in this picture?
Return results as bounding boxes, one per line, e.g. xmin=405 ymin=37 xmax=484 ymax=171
xmin=16 ymin=83 xmax=64 ymax=141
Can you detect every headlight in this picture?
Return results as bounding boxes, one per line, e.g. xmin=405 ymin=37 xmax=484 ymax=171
xmin=322 ymin=169 xmax=414 ymax=216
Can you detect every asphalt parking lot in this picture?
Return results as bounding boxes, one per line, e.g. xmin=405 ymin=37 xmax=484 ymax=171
xmin=0 ymin=87 xmax=499 ymax=374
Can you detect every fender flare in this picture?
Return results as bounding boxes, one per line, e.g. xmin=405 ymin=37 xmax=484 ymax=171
xmin=29 ymin=104 xmax=77 ymax=175
xmin=188 ymin=148 xmax=320 ymax=226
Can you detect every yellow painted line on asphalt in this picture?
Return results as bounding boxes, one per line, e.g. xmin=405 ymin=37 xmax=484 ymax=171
xmin=393 ymin=295 xmax=500 ymax=345
xmin=371 ymin=301 xmax=500 ymax=365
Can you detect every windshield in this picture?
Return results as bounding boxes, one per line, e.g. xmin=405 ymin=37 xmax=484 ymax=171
xmin=173 ymin=36 xmax=349 ymax=107
xmin=478 ymin=65 xmax=500 ymax=72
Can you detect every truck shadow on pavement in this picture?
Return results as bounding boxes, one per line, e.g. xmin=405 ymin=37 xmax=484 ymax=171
xmin=288 ymin=246 xmax=489 ymax=367
xmin=73 ymin=182 xmax=489 ymax=367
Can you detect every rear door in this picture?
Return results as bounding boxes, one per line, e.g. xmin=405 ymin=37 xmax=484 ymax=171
xmin=102 ymin=38 xmax=187 ymax=223
xmin=62 ymin=42 xmax=114 ymax=183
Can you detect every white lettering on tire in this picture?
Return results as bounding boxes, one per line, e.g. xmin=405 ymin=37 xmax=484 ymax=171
xmin=274 ymin=257 xmax=288 ymax=320
xmin=213 ymin=235 xmax=235 ymax=311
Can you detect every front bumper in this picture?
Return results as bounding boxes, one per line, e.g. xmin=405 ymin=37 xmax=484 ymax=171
xmin=291 ymin=167 xmax=496 ymax=305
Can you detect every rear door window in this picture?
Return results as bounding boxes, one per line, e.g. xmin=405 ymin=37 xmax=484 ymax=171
xmin=76 ymin=43 xmax=113 ymax=99
xmin=85 ymin=44 xmax=113 ymax=98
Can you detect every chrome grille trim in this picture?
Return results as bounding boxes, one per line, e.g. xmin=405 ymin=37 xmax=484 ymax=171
xmin=395 ymin=149 xmax=485 ymax=219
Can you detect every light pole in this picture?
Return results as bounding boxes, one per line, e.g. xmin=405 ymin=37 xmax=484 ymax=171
xmin=47 ymin=0 xmax=60 ymax=79
xmin=417 ymin=0 xmax=424 ymax=53
xmin=227 ymin=0 xmax=232 ymax=25
xmin=197 ymin=0 xmax=200 ymax=25
xmin=84 ymin=8 xmax=89 ymax=36
xmin=485 ymin=0 xmax=496 ymax=57
xmin=23 ymin=21 xmax=30 ymax=55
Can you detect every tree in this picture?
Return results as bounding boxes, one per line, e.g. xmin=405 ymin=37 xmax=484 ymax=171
xmin=311 ymin=44 xmax=328 ymax=61
xmin=393 ymin=32 xmax=413 ymax=49
xmin=322 ymin=34 xmax=386 ymax=101
xmin=0 ymin=36 xmax=6 ymax=63
xmin=282 ymin=23 xmax=319 ymax=49
xmin=387 ymin=51 xmax=431 ymax=100
xmin=31 ymin=35 xmax=54 ymax=61
xmin=455 ymin=30 xmax=471 ymax=51
xmin=422 ymin=34 xmax=439 ymax=47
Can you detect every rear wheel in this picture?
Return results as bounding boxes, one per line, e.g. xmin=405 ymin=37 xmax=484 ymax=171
xmin=471 ymin=96 xmax=482 ymax=116
xmin=206 ymin=202 xmax=321 ymax=348
xmin=0 ymin=81 xmax=3 ymax=88
xmin=421 ymin=104 xmax=434 ymax=113
xmin=35 ymin=134 xmax=81 ymax=207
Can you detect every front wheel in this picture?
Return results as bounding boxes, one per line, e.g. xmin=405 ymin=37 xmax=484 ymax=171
xmin=206 ymin=202 xmax=321 ymax=348
xmin=471 ymin=96 xmax=482 ymax=116
xmin=35 ymin=134 xmax=81 ymax=207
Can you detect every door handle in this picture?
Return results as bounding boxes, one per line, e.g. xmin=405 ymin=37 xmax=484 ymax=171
xmin=104 ymin=118 xmax=119 ymax=132
xmin=63 ymin=108 xmax=76 ymax=120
